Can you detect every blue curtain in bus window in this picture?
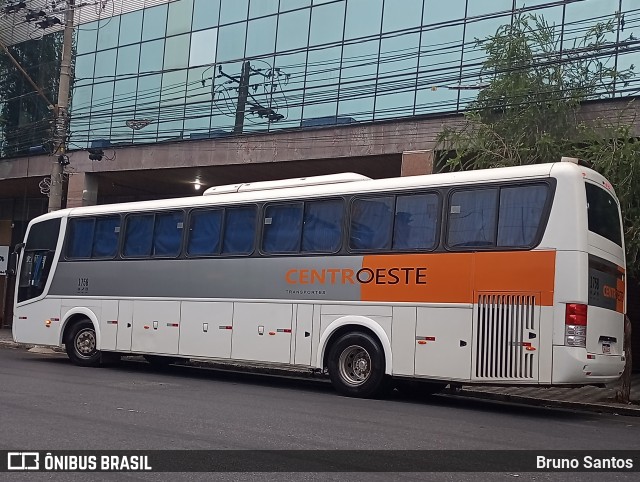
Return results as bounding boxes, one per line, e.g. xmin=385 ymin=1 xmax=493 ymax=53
xmin=222 ymin=206 xmax=257 ymax=254
xmin=123 ymin=214 xmax=154 ymax=257
xmin=349 ymin=197 xmax=394 ymax=250
xmin=262 ymin=203 xmax=303 ymax=253
xmin=497 ymin=185 xmax=548 ymax=247
xmin=302 ymin=199 xmax=344 ymax=253
xmin=447 ymin=189 xmax=498 ymax=248
xmin=67 ymin=218 xmax=94 ymax=258
xmin=92 ymin=216 xmax=120 ymax=258
xmin=187 ymin=209 xmax=223 ymax=255
xmin=153 ymin=211 xmax=184 ymax=257
xmin=393 ymin=194 xmax=439 ymax=250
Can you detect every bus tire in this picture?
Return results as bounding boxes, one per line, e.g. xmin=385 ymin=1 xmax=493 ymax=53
xmin=327 ymin=331 xmax=389 ymax=398
xmin=143 ymin=355 xmax=178 ymax=367
xmin=65 ymin=319 xmax=101 ymax=367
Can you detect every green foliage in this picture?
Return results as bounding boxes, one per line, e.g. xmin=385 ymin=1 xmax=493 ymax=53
xmin=436 ymin=13 xmax=640 ymax=277
xmin=575 ymin=121 xmax=640 ymax=277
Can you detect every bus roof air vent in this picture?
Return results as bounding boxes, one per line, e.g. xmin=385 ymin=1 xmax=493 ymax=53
xmin=203 ymin=173 xmax=371 ymax=196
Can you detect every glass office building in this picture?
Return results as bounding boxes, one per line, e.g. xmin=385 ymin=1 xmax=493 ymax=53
xmin=63 ymin=0 xmax=638 ymax=149
xmin=0 ymin=0 xmax=639 ymax=334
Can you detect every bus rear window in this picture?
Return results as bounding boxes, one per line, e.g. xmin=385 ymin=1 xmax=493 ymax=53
xmin=585 ymin=183 xmax=622 ymax=246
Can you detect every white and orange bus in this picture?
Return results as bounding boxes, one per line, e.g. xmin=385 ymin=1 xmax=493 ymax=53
xmin=12 ymin=158 xmax=626 ymax=398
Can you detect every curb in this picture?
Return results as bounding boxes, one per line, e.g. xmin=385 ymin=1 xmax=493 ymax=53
xmin=2 ymin=339 xmax=638 ymax=416
xmin=0 ymin=339 xmax=65 ymax=353
xmin=442 ymin=388 xmax=640 ymax=417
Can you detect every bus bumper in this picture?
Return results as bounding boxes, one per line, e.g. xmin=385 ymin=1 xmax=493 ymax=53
xmin=551 ymin=346 xmax=625 ymax=384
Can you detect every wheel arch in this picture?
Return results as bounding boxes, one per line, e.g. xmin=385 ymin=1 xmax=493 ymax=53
xmin=317 ymin=316 xmax=392 ymax=375
xmin=60 ymin=308 xmax=101 ymax=349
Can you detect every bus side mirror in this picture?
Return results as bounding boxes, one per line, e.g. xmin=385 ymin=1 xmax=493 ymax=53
xmin=9 ymin=243 xmax=24 ymax=277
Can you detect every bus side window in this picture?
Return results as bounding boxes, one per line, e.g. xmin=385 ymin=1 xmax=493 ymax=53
xmin=153 ymin=211 xmax=184 ymax=257
xmin=67 ymin=218 xmax=95 ymax=258
xmin=497 ymin=184 xmax=548 ymax=247
xmin=187 ymin=209 xmax=223 ymax=256
xmin=123 ymin=214 xmax=154 ymax=257
xmin=392 ymin=193 xmax=439 ymax=250
xmin=222 ymin=206 xmax=257 ymax=255
xmin=349 ymin=196 xmax=394 ymax=251
xmin=262 ymin=203 xmax=303 ymax=253
xmin=92 ymin=216 xmax=120 ymax=258
xmin=447 ymin=189 xmax=498 ymax=248
xmin=301 ymin=199 xmax=344 ymax=253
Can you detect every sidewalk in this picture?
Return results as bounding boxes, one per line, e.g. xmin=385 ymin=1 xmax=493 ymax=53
xmin=2 ymin=328 xmax=639 ymax=415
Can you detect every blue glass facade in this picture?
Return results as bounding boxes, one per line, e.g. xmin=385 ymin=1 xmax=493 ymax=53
xmin=9 ymin=0 xmax=640 ymax=152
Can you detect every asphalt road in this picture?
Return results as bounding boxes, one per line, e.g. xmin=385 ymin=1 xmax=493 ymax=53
xmin=1 ymin=347 xmax=639 ymax=481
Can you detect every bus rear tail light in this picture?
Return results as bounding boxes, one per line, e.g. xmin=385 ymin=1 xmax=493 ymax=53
xmin=565 ymin=303 xmax=587 ymax=348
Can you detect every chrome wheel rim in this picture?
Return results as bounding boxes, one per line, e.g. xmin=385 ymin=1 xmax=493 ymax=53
xmin=75 ymin=328 xmax=96 ymax=358
xmin=338 ymin=345 xmax=371 ymax=386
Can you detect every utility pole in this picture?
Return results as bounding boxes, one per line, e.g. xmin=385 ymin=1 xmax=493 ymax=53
xmin=233 ymin=61 xmax=251 ymax=134
xmin=48 ymin=0 xmax=75 ymax=212
xmin=216 ymin=61 xmax=284 ymax=133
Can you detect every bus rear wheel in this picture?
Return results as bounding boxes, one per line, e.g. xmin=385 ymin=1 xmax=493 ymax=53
xmin=65 ymin=320 xmax=101 ymax=367
xmin=327 ymin=331 xmax=389 ymax=398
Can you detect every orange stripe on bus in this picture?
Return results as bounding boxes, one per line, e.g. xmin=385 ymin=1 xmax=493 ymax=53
xmin=360 ymin=251 xmax=555 ymax=305
xmin=474 ymin=251 xmax=555 ymax=306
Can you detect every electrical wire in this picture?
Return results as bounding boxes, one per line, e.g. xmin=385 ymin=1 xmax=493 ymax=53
xmin=2 ymin=0 xmax=639 ymax=154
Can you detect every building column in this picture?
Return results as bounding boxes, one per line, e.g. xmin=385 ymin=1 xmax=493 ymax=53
xmin=401 ymin=150 xmax=434 ymax=177
xmin=67 ymin=172 xmax=98 ymax=208
xmin=0 ymin=219 xmax=12 ymax=328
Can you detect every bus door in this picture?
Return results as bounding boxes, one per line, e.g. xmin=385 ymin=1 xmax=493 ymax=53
xmin=13 ymin=219 xmax=61 ymax=346
xmin=414 ymin=306 xmax=472 ymax=380
xmin=116 ymin=300 xmax=133 ymax=351
xmin=131 ymin=300 xmax=180 ymax=354
xmin=178 ymin=301 xmax=233 ymax=359
xmin=231 ymin=302 xmax=293 ymax=364
xmin=471 ymin=292 xmax=540 ymax=382
xmin=99 ymin=300 xmax=118 ymax=350
xmin=293 ymin=304 xmax=314 ymax=366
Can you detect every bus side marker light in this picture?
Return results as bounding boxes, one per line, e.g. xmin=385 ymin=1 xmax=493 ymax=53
xmin=523 ymin=342 xmax=536 ymax=351
xmin=587 ymin=354 xmax=595 ymax=360
xmin=45 ymin=320 xmax=51 ymax=327
xmin=219 ymin=325 xmax=233 ymax=330
xmin=144 ymin=325 xmax=150 ymax=330
xmin=417 ymin=340 xmax=427 ymax=345
xmin=107 ymin=320 xmax=118 ymax=325
xmin=277 ymin=328 xmax=292 ymax=333
xmin=269 ymin=331 xmax=276 ymax=336
xmin=19 ymin=316 xmax=27 ymax=320
xmin=167 ymin=323 xmax=179 ymax=328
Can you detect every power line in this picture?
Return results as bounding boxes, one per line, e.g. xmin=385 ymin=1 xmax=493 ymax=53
xmin=2 ymin=1 xmax=639 ymax=154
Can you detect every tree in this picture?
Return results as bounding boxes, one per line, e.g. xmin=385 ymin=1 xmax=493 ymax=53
xmin=436 ymin=13 xmax=638 ymax=403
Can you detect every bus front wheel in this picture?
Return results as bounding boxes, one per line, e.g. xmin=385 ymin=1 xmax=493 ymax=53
xmin=65 ymin=320 xmax=101 ymax=367
xmin=327 ymin=331 xmax=389 ymax=398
